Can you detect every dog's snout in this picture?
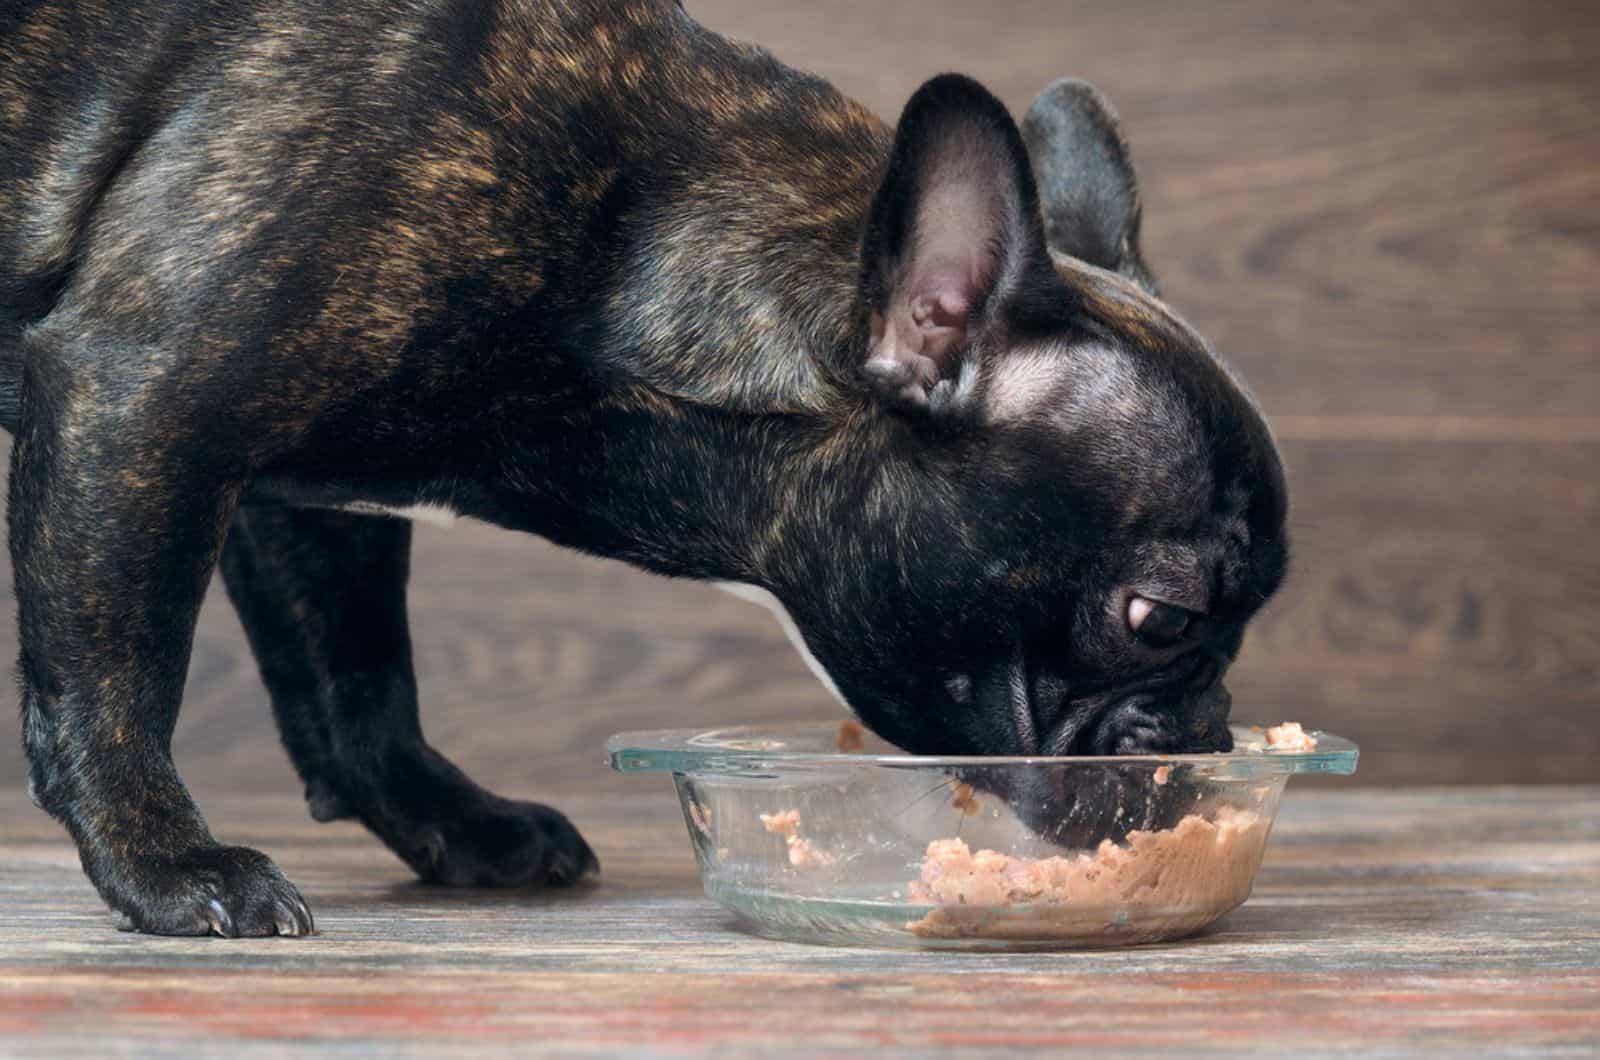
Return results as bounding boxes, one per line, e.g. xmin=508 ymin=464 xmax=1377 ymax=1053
xmin=1190 ymin=679 xmax=1234 ymax=751
xmin=1028 ymin=671 xmax=1071 ymax=748
xmin=1187 ymin=653 xmax=1222 ymax=692
xmin=971 ymin=653 xmax=1038 ymax=754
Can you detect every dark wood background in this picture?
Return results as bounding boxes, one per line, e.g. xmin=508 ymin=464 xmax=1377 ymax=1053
xmin=0 ymin=0 xmax=1595 ymax=800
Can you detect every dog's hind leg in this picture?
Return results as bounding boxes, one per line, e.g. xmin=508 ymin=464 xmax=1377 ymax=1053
xmin=220 ymin=505 xmax=598 ymax=887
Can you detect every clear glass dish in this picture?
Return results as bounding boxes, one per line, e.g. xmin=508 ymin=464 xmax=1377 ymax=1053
xmin=609 ymin=722 xmax=1358 ymax=950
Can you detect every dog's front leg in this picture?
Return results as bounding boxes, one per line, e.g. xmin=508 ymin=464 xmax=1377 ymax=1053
xmin=220 ymin=505 xmax=597 ymax=888
xmin=10 ymin=375 xmax=312 ymax=937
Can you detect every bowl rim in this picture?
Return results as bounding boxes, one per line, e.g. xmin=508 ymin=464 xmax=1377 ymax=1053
xmin=608 ymin=721 xmax=1359 ymax=777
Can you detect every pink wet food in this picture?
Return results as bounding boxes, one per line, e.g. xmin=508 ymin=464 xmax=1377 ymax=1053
xmin=760 ymin=809 xmax=836 ymax=868
xmin=905 ymin=807 xmax=1271 ymax=939
xmin=1264 ymin=722 xmax=1318 ymax=751
xmin=759 ymin=810 xmax=800 ymax=837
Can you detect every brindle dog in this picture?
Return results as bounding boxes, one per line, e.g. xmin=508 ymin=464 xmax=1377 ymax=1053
xmin=0 ymin=0 xmax=1286 ymax=936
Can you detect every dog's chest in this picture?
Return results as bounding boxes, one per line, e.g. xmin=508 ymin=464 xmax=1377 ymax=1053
xmin=336 ymin=501 xmax=462 ymax=529
xmin=715 ymin=582 xmax=849 ymax=710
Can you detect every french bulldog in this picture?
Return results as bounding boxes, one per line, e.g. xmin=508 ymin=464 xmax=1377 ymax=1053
xmin=0 ymin=0 xmax=1286 ymax=936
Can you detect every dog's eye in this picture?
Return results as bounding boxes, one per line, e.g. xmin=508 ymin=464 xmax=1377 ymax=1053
xmin=1127 ymin=596 xmax=1196 ymax=648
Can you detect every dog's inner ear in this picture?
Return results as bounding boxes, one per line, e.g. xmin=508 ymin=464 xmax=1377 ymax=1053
xmin=1020 ymin=78 xmax=1156 ymax=294
xmin=858 ymin=75 xmax=1052 ymax=415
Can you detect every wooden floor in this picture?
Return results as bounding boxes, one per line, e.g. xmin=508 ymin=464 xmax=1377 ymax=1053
xmin=2 ymin=2 xmax=1597 ymax=1056
xmin=3 ymin=786 xmax=1598 ymax=1056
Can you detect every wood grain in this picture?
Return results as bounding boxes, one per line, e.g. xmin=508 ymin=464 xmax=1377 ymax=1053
xmin=0 ymin=0 xmax=1596 ymax=797
xmin=685 ymin=0 xmax=1600 ymax=420
xmin=1238 ymin=440 xmax=1600 ymax=785
xmin=1 ymin=787 xmax=1597 ymax=1056
xmin=0 ymin=439 xmax=1595 ymax=795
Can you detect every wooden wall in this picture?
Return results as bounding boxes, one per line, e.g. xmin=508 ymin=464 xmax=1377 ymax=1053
xmin=0 ymin=0 xmax=1595 ymax=800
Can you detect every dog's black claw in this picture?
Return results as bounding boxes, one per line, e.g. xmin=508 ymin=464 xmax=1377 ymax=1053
xmin=273 ymin=897 xmax=315 ymax=937
xmin=416 ymin=827 xmax=447 ymax=876
xmin=575 ymin=840 xmax=601 ymax=882
xmin=101 ymin=845 xmax=314 ymax=938
xmin=545 ymin=831 xmax=601 ymax=886
xmin=572 ymin=828 xmax=602 ymax=882
xmin=205 ymin=898 xmax=236 ymax=938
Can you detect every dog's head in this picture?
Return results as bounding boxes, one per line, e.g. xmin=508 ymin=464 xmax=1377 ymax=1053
xmin=765 ymin=75 xmax=1286 ymax=762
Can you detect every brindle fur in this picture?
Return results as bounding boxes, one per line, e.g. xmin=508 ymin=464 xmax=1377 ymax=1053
xmin=0 ymin=0 xmax=1287 ymax=936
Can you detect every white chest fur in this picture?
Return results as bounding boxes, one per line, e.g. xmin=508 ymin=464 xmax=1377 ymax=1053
xmin=336 ymin=501 xmax=462 ymax=528
xmin=715 ymin=582 xmax=850 ymax=711
xmin=316 ymin=515 xmax=848 ymax=708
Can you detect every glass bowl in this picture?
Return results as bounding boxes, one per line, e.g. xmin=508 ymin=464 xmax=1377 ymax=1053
xmin=608 ymin=721 xmax=1357 ymax=950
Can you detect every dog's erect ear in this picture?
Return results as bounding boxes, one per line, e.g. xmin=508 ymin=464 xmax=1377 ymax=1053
xmin=1021 ymin=78 xmax=1157 ymax=294
xmin=858 ymin=74 xmax=1054 ymax=416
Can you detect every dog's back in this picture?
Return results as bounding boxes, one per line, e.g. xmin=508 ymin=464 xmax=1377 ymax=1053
xmin=2 ymin=1 xmax=202 ymax=321
xmin=0 ymin=0 xmax=887 ymax=431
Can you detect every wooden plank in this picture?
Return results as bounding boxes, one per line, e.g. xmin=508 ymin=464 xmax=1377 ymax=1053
xmin=684 ymin=0 xmax=1600 ymax=420
xmin=1233 ymin=440 xmax=1600 ymax=785
xmin=1 ymin=788 xmax=1597 ymax=1056
xmin=0 ymin=438 xmax=1595 ymax=791
xmin=1 ymin=0 xmax=1598 ymax=794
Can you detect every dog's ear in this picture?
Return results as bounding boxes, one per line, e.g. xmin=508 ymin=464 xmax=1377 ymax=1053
xmin=858 ymin=74 xmax=1055 ymax=417
xmin=1021 ymin=78 xmax=1157 ymax=294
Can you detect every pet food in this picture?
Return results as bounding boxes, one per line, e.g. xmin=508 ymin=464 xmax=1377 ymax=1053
xmin=1264 ymin=722 xmax=1317 ymax=751
xmin=760 ymin=809 xmax=836 ymax=868
xmin=905 ymin=807 xmax=1269 ymax=939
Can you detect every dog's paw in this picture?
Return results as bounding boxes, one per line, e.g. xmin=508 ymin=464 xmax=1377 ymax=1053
xmin=395 ymin=796 xmax=600 ymax=889
xmin=102 ymin=845 xmax=314 ymax=937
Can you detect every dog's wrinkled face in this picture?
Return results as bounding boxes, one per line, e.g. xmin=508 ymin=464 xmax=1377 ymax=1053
xmin=774 ymin=76 xmax=1287 ymax=762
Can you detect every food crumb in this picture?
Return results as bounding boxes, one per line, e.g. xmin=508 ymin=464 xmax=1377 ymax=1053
xmin=786 ymin=837 xmax=836 ymax=868
xmin=715 ymin=847 xmax=731 ymax=862
xmin=760 ymin=809 xmax=836 ymax=868
xmin=834 ymin=719 xmax=866 ymax=752
xmin=1265 ymin=722 xmax=1317 ymax=751
xmin=1153 ymin=765 xmax=1171 ymax=786
xmin=760 ymin=809 xmax=801 ymax=837
xmin=950 ymin=782 xmax=981 ymax=816
xmin=689 ymin=802 xmax=713 ymax=836
xmin=734 ymin=739 xmax=787 ymax=751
